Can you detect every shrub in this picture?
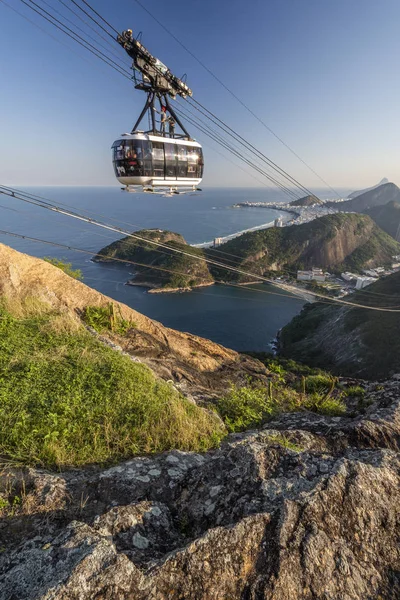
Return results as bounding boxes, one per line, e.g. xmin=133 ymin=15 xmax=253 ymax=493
xmin=216 ymin=384 xmax=274 ymax=432
xmin=44 ymin=257 xmax=83 ymax=280
xmin=345 ymin=385 xmax=365 ymax=397
xmin=0 ymin=308 xmax=224 ymax=467
xmin=304 ymin=393 xmax=346 ymax=416
xmin=82 ymin=303 xmax=134 ymax=335
xmin=305 ymin=374 xmax=334 ymax=393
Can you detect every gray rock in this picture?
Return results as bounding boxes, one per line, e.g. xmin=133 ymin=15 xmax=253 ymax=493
xmin=1 ymin=380 xmax=400 ymax=599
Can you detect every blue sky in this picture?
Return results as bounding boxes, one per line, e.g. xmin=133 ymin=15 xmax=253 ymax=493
xmin=1 ymin=0 xmax=399 ymax=189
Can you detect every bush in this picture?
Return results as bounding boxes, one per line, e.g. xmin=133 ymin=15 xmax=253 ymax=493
xmin=44 ymin=258 xmax=83 ymax=280
xmin=304 ymin=393 xmax=346 ymax=416
xmin=216 ymin=384 xmax=274 ymax=432
xmin=304 ymin=374 xmax=334 ymax=393
xmin=345 ymin=385 xmax=365 ymax=397
xmin=82 ymin=303 xmax=134 ymax=335
xmin=0 ymin=308 xmax=224 ymax=467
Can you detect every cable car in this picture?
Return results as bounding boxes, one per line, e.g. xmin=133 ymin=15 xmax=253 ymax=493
xmin=112 ymin=133 xmax=203 ymax=190
xmin=114 ymin=29 xmax=204 ymax=193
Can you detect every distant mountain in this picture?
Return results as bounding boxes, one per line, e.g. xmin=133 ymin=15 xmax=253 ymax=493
xmin=327 ymin=183 xmax=400 ymax=213
xmin=209 ymin=213 xmax=400 ymax=282
xmin=365 ymin=201 xmax=400 ymax=240
xmin=348 ymin=178 xmax=389 ymax=199
xmin=289 ymin=195 xmax=323 ymax=207
xmin=279 ymin=270 xmax=400 ymax=379
xmin=95 ymin=229 xmax=213 ymax=291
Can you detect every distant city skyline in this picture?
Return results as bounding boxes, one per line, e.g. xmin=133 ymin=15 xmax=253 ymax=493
xmin=1 ymin=0 xmax=400 ymax=190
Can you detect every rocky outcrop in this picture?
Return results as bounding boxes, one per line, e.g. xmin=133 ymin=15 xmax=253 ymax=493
xmin=0 ymin=243 xmax=268 ymax=401
xmin=1 ymin=378 xmax=400 ymax=599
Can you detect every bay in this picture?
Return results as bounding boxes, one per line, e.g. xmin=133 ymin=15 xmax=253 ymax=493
xmin=0 ymin=185 xmax=314 ymax=351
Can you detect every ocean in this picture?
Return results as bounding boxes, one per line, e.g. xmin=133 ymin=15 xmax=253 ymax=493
xmin=0 ymin=185 xmax=325 ymax=351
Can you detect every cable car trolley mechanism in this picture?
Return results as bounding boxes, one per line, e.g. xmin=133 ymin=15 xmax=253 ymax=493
xmin=113 ymin=29 xmax=204 ymax=194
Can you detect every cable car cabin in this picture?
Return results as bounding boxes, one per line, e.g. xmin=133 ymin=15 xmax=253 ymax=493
xmin=112 ymin=134 xmax=204 ymax=190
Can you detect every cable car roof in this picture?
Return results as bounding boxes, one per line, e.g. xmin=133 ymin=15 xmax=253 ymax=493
xmin=113 ymin=133 xmax=202 ymax=147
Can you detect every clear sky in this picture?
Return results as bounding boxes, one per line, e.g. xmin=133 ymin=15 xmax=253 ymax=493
xmin=1 ymin=0 xmax=400 ymax=189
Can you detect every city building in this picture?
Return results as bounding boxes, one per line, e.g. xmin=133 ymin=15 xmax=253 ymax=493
xmin=297 ymin=268 xmax=326 ymax=282
xmin=341 ymin=272 xmax=358 ymax=282
xmin=355 ymin=276 xmax=378 ymax=290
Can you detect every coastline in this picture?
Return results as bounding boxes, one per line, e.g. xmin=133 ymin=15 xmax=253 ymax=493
xmin=126 ymin=280 xmax=215 ymax=294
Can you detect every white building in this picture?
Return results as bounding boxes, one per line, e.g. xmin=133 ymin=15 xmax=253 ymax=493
xmin=341 ymin=272 xmax=358 ymax=282
xmin=355 ymin=276 xmax=378 ymax=290
xmin=297 ymin=268 xmax=326 ymax=282
xmin=274 ymin=217 xmax=283 ymax=227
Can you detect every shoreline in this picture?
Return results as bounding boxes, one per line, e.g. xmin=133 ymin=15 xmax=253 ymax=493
xmin=126 ymin=280 xmax=215 ymax=294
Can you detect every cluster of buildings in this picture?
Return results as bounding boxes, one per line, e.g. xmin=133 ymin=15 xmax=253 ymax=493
xmin=296 ymin=256 xmax=400 ymax=295
xmin=297 ymin=268 xmax=326 ymax=283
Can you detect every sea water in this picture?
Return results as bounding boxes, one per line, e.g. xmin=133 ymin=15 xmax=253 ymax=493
xmin=0 ymin=185 xmax=312 ymax=351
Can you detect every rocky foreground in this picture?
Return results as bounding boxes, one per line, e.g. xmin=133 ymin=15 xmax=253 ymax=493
xmin=1 ymin=377 xmax=400 ymax=599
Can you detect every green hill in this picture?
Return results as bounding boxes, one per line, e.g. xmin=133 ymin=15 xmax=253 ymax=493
xmin=279 ymin=270 xmax=400 ymax=379
xmin=209 ymin=213 xmax=400 ymax=282
xmin=96 ymin=229 xmax=214 ymax=291
xmin=365 ymin=200 xmax=400 ymax=240
xmin=289 ymin=195 xmax=323 ymax=207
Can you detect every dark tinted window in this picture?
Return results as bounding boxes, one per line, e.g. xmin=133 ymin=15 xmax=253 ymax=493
xmin=177 ymin=145 xmax=187 ymax=177
xmin=152 ymin=142 xmax=164 ymax=178
xmin=164 ymin=143 xmax=176 ymax=178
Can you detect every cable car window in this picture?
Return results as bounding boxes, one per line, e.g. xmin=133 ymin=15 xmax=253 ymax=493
xmin=177 ymin=145 xmax=187 ymax=177
xmin=164 ymin=143 xmax=176 ymax=178
xmin=152 ymin=142 xmax=164 ymax=178
xmin=187 ymin=147 xmax=198 ymax=176
xmin=141 ymin=140 xmax=152 ymax=176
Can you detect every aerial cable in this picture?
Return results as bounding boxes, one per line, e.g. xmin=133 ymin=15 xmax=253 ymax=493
xmin=130 ymin=0 xmax=341 ymax=199
xmin=55 ymin=0 xmax=124 ymax=53
xmin=73 ymin=0 xmax=120 ymax=36
xmin=2 ymin=185 xmax=400 ymax=313
xmin=174 ymin=105 xmax=299 ymax=201
xmin=174 ymin=104 xmax=300 ymax=201
xmin=68 ymin=0 xmax=117 ymax=40
xmin=187 ymin=97 xmax=322 ymax=201
xmin=36 ymin=0 xmax=131 ymax=66
xmin=21 ymin=0 xmax=132 ymax=78
xmin=0 ymin=0 xmax=104 ymax=67
xmin=17 ymin=0 xmax=133 ymax=80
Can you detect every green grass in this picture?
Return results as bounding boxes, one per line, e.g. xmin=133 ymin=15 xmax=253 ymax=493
xmin=82 ymin=303 xmax=135 ymax=335
xmin=216 ymin=372 xmax=346 ymax=433
xmin=0 ymin=307 xmax=224 ymax=468
xmin=43 ymin=257 xmax=83 ymax=280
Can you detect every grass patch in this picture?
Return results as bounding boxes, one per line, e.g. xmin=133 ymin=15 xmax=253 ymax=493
xmin=345 ymin=385 xmax=365 ymax=397
xmin=82 ymin=303 xmax=135 ymax=335
xmin=217 ymin=375 xmax=346 ymax=433
xmin=0 ymin=307 xmax=224 ymax=468
xmin=44 ymin=257 xmax=83 ymax=280
xmin=266 ymin=433 xmax=303 ymax=452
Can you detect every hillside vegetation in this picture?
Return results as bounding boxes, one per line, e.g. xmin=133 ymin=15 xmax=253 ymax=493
xmin=365 ymin=200 xmax=400 ymax=240
xmin=0 ymin=299 xmax=224 ymax=467
xmin=96 ymin=229 xmax=213 ymax=290
xmin=279 ymin=270 xmax=400 ymax=379
xmin=209 ymin=213 xmax=400 ymax=282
